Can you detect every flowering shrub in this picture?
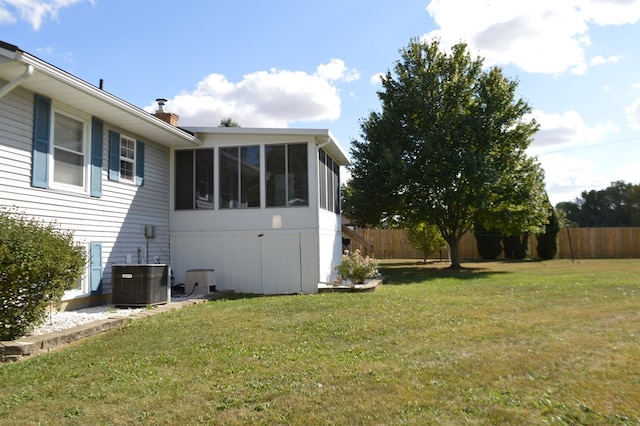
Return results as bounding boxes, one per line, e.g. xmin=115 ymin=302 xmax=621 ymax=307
xmin=336 ymin=249 xmax=379 ymax=284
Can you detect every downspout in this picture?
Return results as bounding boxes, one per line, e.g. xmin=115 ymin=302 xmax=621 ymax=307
xmin=0 ymin=63 xmax=34 ymax=99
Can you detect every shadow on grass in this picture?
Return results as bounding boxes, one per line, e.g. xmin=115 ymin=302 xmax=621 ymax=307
xmin=379 ymin=261 xmax=510 ymax=285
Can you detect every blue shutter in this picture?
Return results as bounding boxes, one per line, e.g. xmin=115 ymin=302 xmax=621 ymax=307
xmin=90 ymin=117 xmax=104 ymax=197
xmin=108 ymin=130 xmax=120 ymax=181
xmin=89 ymin=242 xmax=103 ymax=295
xmin=32 ymin=94 xmax=51 ymax=188
xmin=135 ymin=140 xmax=145 ymax=186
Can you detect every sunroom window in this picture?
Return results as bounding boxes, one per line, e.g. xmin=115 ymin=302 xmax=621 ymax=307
xmin=175 ymin=149 xmax=214 ymax=210
xmin=318 ymin=148 xmax=341 ymax=214
xmin=265 ymin=143 xmax=308 ymax=207
xmin=219 ymin=146 xmax=260 ymax=209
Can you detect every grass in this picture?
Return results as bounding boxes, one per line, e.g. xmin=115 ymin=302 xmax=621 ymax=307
xmin=1 ymin=259 xmax=639 ymax=425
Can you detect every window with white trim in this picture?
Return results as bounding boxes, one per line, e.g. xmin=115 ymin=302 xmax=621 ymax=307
xmin=32 ymin=94 xmax=104 ymax=195
xmin=52 ymin=110 xmax=88 ymax=189
xmin=119 ymin=135 xmax=136 ymax=182
xmin=63 ymin=244 xmax=89 ymax=299
xmin=108 ymin=130 xmax=144 ymax=186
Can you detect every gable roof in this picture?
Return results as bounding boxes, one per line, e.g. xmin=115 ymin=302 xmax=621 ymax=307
xmin=0 ymin=41 xmax=201 ymax=148
xmin=185 ymin=126 xmax=350 ymax=166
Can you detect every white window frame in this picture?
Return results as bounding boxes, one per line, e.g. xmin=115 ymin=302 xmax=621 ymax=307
xmin=49 ymin=105 xmax=90 ymax=193
xmin=119 ymin=135 xmax=137 ymax=183
xmin=63 ymin=243 xmax=89 ymax=300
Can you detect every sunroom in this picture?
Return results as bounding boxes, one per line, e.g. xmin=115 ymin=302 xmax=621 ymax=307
xmin=169 ymin=127 xmax=350 ymax=295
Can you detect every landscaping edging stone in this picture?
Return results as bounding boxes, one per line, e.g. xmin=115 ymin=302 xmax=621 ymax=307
xmin=0 ymin=294 xmax=223 ymax=363
xmin=318 ymin=277 xmax=383 ymax=293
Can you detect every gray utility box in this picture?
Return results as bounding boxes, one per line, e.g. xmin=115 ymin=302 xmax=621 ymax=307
xmin=184 ymin=269 xmax=216 ymax=296
xmin=111 ymin=264 xmax=170 ymax=307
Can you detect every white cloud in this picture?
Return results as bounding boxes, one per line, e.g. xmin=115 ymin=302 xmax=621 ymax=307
xmin=541 ymin=154 xmax=608 ymax=204
xmin=544 ymin=155 xmax=640 ymax=205
xmin=528 ymin=109 xmax=618 ymax=151
xmin=613 ymin=161 xmax=640 ymax=184
xmin=527 ymin=108 xmax=635 ymax=204
xmin=147 ymin=60 xmax=358 ymax=127
xmin=424 ymin=0 xmax=640 ymax=75
xmin=625 ymin=98 xmax=640 ymax=129
xmin=589 ymin=55 xmax=622 ymax=66
xmin=0 ymin=6 xmax=16 ymax=24
xmin=0 ymin=0 xmax=91 ymax=31
xmin=369 ymin=72 xmax=385 ymax=85
xmin=316 ymin=58 xmax=360 ymax=82
xmin=578 ymin=0 xmax=640 ymax=25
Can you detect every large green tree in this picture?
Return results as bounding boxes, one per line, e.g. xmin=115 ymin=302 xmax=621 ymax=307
xmin=344 ymin=39 xmax=548 ymax=268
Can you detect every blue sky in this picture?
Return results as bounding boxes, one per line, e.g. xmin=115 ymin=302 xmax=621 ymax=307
xmin=2 ymin=0 xmax=640 ymax=205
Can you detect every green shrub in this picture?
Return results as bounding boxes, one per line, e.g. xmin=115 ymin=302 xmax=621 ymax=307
xmin=502 ymin=234 xmax=530 ymax=260
xmin=474 ymin=225 xmax=503 ymax=260
xmin=537 ymin=205 xmax=561 ymax=260
xmin=0 ymin=208 xmax=86 ymax=340
xmin=406 ymin=223 xmax=446 ymax=263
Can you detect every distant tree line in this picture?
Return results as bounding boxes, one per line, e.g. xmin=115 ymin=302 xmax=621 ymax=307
xmin=556 ymin=181 xmax=640 ymax=227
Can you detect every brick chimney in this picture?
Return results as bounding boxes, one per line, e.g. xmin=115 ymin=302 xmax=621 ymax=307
xmin=153 ymin=98 xmax=180 ymax=126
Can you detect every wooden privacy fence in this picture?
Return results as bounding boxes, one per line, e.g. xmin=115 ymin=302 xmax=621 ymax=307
xmin=346 ymin=227 xmax=640 ymax=260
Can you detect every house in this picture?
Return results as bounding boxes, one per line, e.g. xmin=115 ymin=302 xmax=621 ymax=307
xmin=0 ymin=40 xmax=349 ymax=309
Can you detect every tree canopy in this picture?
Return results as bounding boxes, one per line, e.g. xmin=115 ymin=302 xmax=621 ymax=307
xmin=343 ymin=39 xmax=548 ymax=268
xmin=219 ymin=117 xmax=241 ymax=127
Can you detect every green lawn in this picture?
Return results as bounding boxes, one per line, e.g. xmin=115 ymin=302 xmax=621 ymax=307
xmin=1 ymin=259 xmax=639 ymax=425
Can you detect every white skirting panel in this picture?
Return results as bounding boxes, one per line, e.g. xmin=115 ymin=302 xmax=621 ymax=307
xmin=171 ymin=231 xmax=319 ymax=295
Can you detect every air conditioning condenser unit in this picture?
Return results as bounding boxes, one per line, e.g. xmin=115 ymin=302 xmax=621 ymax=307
xmin=111 ymin=264 xmax=170 ymax=307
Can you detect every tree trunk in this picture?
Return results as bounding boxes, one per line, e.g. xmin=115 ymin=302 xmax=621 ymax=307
xmin=445 ymin=235 xmax=462 ymax=269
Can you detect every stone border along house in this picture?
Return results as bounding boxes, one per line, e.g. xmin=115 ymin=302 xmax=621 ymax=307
xmin=0 ymin=40 xmax=349 ymax=309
